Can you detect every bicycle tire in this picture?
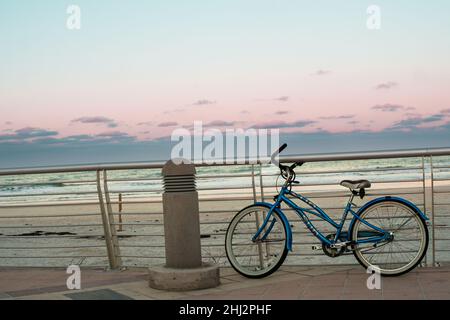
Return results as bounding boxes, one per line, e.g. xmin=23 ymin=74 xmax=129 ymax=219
xmin=350 ymin=199 xmax=428 ymax=276
xmin=225 ymin=204 xmax=289 ymax=278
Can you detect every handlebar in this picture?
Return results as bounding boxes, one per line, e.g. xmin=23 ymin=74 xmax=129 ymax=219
xmin=271 ymin=143 xmax=305 ymax=187
xmin=271 ymin=143 xmax=303 ymax=168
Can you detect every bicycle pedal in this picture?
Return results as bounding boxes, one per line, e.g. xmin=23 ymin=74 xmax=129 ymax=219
xmin=311 ymin=245 xmax=322 ymax=251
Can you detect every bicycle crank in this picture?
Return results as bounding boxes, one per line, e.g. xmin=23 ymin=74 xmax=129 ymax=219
xmin=321 ymin=234 xmax=346 ymax=257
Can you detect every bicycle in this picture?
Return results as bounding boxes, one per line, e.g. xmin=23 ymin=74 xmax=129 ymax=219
xmin=225 ymin=143 xmax=429 ymax=278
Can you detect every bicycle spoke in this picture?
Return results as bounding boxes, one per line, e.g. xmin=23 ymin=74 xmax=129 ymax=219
xmin=226 ymin=206 xmax=287 ymax=277
xmin=352 ymin=201 xmax=427 ymax=275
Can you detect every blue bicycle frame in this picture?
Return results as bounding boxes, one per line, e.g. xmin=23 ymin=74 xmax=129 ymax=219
xmin=251 ymin=185 xmax=401 ymax=252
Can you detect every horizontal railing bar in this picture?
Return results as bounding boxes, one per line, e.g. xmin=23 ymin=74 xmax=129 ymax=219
xmin=116 ymin=229 xmax=425 ymax=239
xmin=106 ymin=173 xmax=256 ymax=181
xmin=199 ymin=221 xmax=235 ymax=225
xmin=101 ymin=188 xmax=428 ymax=200
xmin=0 ymin=264 xmax=110 ymax=268
xmin=260 ymin=166 xmax=425 ymax=177
xmin=201 ymin=186 xmax=255 ymax=192
xmin=112 ymin=233 xmax=163 ymax=237
xmin=197 ymin=173 xmax=253 ymax=179
xmin=0 ymin=213 xmax=100 ymax=219
xmin=0 ymin=234 xmax=104 ymax=239
xmin=0 ymin=200 xmax=99 ymax=208
xmin=198 ymin=197 xmax=254 ymax=202
xmin=110 ymin=234 xmax=161 ymax=237
xmin=111 ymin=212 xmax=162 ymax=216
xmin=281 ymin=148 xmax=450 ymax=163
xmin=261 ymin=191 xmax=424 ymax=199
xmin=0 ymin=180 xmax=97 ymax=187
xmin=200 ymin=208 xmax=424 ymax=225
xmin=107 ymin=199 xmax=162 ymax=205
xmin=107 ymin=185 xmax=256 ymax=193
xmin=0 ymin=201 xmax=100 ymax=208
xmin=197 ymin=237 xmax=425 ymax=247
xmin=0 ymin=195 xmax=99 ymax=201
xmin=107 ymin=177 xmax=161 ymax=182
xmin=0 ymin=245 xmax=106 ymax=249
xmin=268 ymin=189 xmax=426 ymax=196
xmin=197 ymin=213 xmax=424 ymax=225
xmin=0 ymin=163 xmax=165 ymax=176
xmin=197 ymin=185 xmax=253 ymax=191
xmin=111 ymin=211 xmax=234 ymax=216
xmin=108 ymin=197 xmax=252 ymax=205
xmin=118 ymin=256 xmax=165 ymax=258
xmin=110 ymin=223 xmax=162 ymax=226
xmin=433 ymin=187 xmax=450 ymax=194
xmin=0 ymin=256 xmax=106 ymax=259
xmin=119 ymin=245 xmax=165 ymax=248
xmin=107 ymin=189 xmax=162 ymax=194
xmin=0 ymin=191 xmax=99 ymax=198
xmin=261 ymin=180 xmax=425 ymax=188
xmin=0 ymin=223 xmax=103 ymax=229
xmin=1 ymin=147 xmax=449 ymax=176
xmin=108 ymin=206 xmax=375 ymax=216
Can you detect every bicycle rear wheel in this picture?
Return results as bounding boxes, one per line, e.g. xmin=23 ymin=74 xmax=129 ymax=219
xmin=225 ymin=205 xmax=288 ymax=278
xmin=350 ymin=200 xmax=428 ymax=276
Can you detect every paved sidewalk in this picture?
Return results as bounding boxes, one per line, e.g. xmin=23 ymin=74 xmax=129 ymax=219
xmin=1 ymin=265 xmax=449 ymax=300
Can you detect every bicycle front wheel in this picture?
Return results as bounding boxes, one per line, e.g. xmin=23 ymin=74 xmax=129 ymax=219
xmin=351 ymin=200 xmax=428 ymax=276
xmin=225 ymin=205 xmax=288 ymax=278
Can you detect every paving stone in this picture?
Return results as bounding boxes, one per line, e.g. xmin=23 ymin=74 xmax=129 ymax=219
xmin=64 ymin=289 xmax=133 ymax=300
xmin=2 ymin=266 xmax=450 ymax=300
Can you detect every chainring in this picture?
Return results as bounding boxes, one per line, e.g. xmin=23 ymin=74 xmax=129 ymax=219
xmin=322 ymin=234 xmax=346 ymax=257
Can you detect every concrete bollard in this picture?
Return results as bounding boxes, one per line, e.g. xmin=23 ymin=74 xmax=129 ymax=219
xmin=148 ymin=159 xmax=220 ymax=291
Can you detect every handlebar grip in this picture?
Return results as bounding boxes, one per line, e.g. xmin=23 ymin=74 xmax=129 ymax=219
xmin=290 ymin=161 xmax=304 ymax=169
xmin=271 ymin=143 xmax=287 ymax=159
xmin=278 ymin=143 xmax=287 ymax=154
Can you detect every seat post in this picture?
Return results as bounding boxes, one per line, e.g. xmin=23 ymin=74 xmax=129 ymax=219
xmin=347 ymin=191 xmax=356 ymax=207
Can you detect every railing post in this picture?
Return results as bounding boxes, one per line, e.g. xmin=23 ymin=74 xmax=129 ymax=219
xmin=251 ymin=165 xmax=257 ymax=203
xmin=259 ymin=163 xmax=265 ymax=202
xmin=430 ymin=156 xmax=437 ymax=266
xmin=251 ymin=165 xmax=265 ymax=267
xmin=118 ymin=193 xmax=123 ymax=232
xmin=96 ymin=170 xmax=119 ymax=269
xmin=103 ymin=170 xmax=122 ymax=268
xmin=421 ymin=156 xmax=428 ymax=266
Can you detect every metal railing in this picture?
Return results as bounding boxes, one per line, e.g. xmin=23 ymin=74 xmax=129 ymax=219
xmin=0 ymin=147 xmax=449 ymax=268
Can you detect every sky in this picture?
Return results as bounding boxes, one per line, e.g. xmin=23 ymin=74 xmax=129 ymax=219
xmin=1 ymin=1 xmax=450 ymax=168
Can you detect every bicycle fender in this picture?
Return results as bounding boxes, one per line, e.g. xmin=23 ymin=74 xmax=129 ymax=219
xmin=254 ymin=202 xmax=293 ymax=251
xmin=349 ymin=196 xmax=429 ymax=232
